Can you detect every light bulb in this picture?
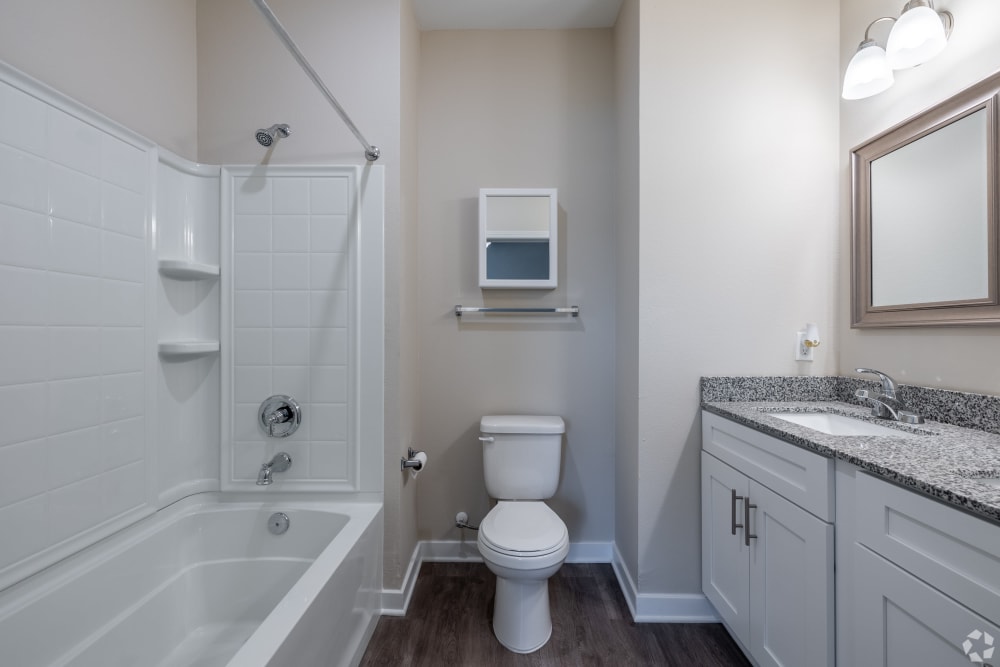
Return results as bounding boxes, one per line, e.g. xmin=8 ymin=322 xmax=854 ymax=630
xmin=843 ymin=40 xmax=894 ymax=100
xmin=886 ymin=4 xmax=948 ymax=70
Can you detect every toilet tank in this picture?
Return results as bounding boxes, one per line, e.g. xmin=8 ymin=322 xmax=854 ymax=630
xmin=480 ymin=415 xmax=565 ymax=500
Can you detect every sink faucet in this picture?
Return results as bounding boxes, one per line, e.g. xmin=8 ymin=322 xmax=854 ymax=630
xmin=854 ymin=368 xmax=924 ymax=424
xmin=257 ymin=452 xmax=292 ymax=486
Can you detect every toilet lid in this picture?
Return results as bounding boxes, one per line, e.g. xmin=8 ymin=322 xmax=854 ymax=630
xmin=480 ymin=502 xmax=568 ymax=556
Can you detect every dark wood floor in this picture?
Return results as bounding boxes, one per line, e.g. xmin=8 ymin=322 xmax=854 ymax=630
xmin=360 ymin=563 xmax=751 ymax=666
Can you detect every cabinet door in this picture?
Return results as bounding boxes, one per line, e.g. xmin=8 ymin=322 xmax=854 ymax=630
xmin=749 ymin=481 xmax=834 ymax=667
xmin=702 ymin=451 xmax=750 ymax=647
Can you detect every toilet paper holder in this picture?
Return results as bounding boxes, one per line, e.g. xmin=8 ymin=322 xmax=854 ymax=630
xmin=400 ymin=448 xmax=425 ymax=472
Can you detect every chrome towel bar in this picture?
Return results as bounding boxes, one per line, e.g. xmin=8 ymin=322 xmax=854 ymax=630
xmin=455 ymin=305 xmax=580 ymax=317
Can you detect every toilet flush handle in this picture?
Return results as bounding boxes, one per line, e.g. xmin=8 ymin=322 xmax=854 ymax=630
xmin=479 ymin=435 xmax=495 ymax=443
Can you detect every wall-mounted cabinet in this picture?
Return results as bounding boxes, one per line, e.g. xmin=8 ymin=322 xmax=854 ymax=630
xmin=479 ymin=188 xmax=557 ymax=289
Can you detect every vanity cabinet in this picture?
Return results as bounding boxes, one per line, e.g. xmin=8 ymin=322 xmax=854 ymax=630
xmin=848 ymin=471 xmax=1000 ymax=666
xmin=701 ymin=412 xmax=835 ymax=667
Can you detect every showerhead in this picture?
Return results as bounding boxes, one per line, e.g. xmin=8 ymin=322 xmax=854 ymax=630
xmin=255 ymin=124 xmax=291 ymax=147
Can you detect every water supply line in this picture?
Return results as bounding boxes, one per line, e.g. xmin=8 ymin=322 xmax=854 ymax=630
xmin=455 ymin=512 xmax=479 ymax=531
xmin=250 ymin=0 xmax=381 ymax=162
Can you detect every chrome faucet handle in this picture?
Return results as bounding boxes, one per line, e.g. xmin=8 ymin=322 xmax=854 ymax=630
xmin=258 ymin=395 xmax=302 ymax=438
xmin=855 ymin=368 xmax=898 ymax=400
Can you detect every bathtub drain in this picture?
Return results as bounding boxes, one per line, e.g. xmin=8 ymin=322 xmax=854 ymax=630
xmin=268 ymin=512 xmax=290 ymax=535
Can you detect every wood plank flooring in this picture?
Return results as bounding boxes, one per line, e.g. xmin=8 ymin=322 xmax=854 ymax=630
xmin=360 ymin=563 xmax=751 ymax=666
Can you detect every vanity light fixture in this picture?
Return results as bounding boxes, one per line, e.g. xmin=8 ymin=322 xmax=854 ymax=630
xmin=842 ymin=0 xmax=953 ymax=101
xmin=796 ymin=323 xmax=820 ymax=362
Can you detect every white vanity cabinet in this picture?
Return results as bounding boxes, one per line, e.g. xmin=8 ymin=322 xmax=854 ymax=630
xmin=847 ymin=471 xmax=1000 ymax=666
xmin=701 ymin=412 xmax=835 ymax=667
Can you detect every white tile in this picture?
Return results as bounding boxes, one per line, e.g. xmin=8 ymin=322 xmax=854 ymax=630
xmin=233 ymin=404 xmax=265 ymax=441
xmin=272 ymin=365 xmax=310 ymax=402
xmin=234 ymin=366 xmax=272 ymax=404
xmin=47 ymin=377 xmax=102 ymax=436
xmin=47 ymin=108 xmax=101 ymax=175
xmin=50 ymin=218 xmax=101 ymax=277
xmin=309 ymin=290 xmax=349 ymax=327
xmin=0 ymin=266 xmax=47 ymax=325
xmin=272 ymin=215 xmax=309 ymax=252
xmin=309 ymin=176 xmax=350 ymax=214
xmin=234 ymin=177 xmax=271 ymax=214
xmin=272 ymin=253 xmax=309 ymax=290
xmin=309 ymin=441 xmax=349 ymax=480
xmin=0 ymin=204 xmax=49 ymax=270
xmin=102 ymin=372 xmax=144 ymax=422
xmin=0 ymin=495 xmax=48 ymax=569
xmin=101 ymin=135 xmax=147 ymax=193
xmin=272 ymin=290 xmax=309 ymax=328
xmin=101 ymin=279 xmax=144 ymax=326
xmin=0 ymin=326 xmax=47 ymax=385
xmin=0 ymin=383 xmax=46 ymax=447
xmin=0 ymin=439 xmax=49 ymax=508
xmin=234 ymin=253 xmax=271 ymax=290
xmin=101 ymin=183 xmax=145 ymax=238
xmin=234 ymin=215 xmax=271 ymax=252
xmin=310 ymin=403 xmax=348 ymax=440
xmin=47 ymin=475 xmax=104 ymax=543
xmin=101 ymin=327 xmax=144 ymax=375
xmin=310 ymin=365 xmax=348 ymax=403
xmin=48 ymin=164 xmax=101 ymax=226
xmin=102 ymin=231 xmax=145 ymax=283
xmin=0 ymin=144 xmax=47 ymax=213
xmin=310 ymin=328 xmax=349 ymax=365
xmin=273 ymin=177 xmax=309 ymax=214
xmin=231 ymin=441 xmax=268 ymax=481
xmin=234 ymin=290 xmax=271 ymax=328
xmin=309 ymin=252 xmax=348 ymax=290
xmin=103 ymin=417 xmax=144 ymax=466
xmin=48 ymin=272 xmax=101 ymax=326
xmin=101 ymin=462 xmax=145 ymax=517
xmin=47 ymin=326 xmax=102 ymax=380
xmin=46 ymin=427 xmax=105 ymax=488
xmin=0 ymin=82 xmax=47 ymax=157
xmin=234 ymin=328 xmax=271 ymax=365
xmin=272 ymin=328 xmax=310 ymax=365
xmin=309 ymin=215 xmax=349 ymax=252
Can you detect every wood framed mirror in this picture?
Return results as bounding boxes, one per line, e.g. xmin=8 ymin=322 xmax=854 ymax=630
xmin=851 ymin=70 xmax=1000 ymax=327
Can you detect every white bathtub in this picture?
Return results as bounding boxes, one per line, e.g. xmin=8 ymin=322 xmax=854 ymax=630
xmin=0 ymin=494 xmax=382 ymax=667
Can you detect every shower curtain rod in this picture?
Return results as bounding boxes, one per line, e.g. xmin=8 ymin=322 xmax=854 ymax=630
xmin=251 ymin=0 xmax=381 ymax=162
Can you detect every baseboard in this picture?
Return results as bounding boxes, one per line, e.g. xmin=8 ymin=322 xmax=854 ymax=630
xmin=611 ymin=543 xmax=719 ymax=623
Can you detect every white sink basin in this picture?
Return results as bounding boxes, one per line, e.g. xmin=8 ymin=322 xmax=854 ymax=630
xmin=766 ymin=412 xmax=909 ymax=437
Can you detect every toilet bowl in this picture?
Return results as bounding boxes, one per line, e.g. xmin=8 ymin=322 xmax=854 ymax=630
xmin=478 ymin=500 xmax=569 ymax=653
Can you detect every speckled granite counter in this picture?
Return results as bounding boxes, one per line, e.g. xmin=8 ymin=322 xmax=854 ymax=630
xmin=701 ymin=377 xmax=1000 ymax=526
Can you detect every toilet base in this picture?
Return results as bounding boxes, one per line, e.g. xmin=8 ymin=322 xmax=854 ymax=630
xmin=492 ymin=576 xmax=552 ymax=654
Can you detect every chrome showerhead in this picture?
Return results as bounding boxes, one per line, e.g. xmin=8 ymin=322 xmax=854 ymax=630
xmin=255 ymin=124 xmax=291 ymax=147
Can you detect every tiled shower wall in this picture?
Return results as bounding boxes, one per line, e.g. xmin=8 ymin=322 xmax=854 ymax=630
xmin=224 ymin=168 xmax=358 ymax=490
xmin=0 ymin=72 xmax=154 ymax=586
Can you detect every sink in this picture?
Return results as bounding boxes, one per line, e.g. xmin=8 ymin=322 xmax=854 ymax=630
xmin=765 ymin=411 xmax=911 ymax=437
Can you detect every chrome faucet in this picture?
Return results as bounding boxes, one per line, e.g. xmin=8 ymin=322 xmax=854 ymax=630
xmin=257 ymin=452 xmax=292 ymax=486
xmin=854 ymin=368 xmax=924 ymax=424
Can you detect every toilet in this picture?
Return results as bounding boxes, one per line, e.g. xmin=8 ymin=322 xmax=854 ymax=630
xmin=477 ymin=415 xmax=569 ymax=654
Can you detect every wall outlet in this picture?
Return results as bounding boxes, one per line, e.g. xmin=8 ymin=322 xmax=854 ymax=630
xmin=796 ymin=331 xmax=814 ymax=361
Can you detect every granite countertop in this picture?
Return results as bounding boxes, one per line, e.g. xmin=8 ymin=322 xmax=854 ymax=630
xmin=702 ymin=399 xmax=1000 ymax=526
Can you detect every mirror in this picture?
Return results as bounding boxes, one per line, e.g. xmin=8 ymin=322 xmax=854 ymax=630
xmin=479 ymin=188 xmax=558 ymax=289
xmin=852 ymin=71 xmax=999 ymax=327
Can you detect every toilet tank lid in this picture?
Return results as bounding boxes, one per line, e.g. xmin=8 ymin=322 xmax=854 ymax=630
xmin=480 ymin=415 xmax=565 ymax=434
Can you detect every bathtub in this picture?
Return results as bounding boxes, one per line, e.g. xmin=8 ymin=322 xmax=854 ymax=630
xmin=0 ymin=494 xmax=382 ymax=667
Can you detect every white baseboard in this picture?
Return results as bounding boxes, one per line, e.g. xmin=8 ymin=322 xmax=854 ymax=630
xmin=611 ymin=543 xmax=719 ymax=623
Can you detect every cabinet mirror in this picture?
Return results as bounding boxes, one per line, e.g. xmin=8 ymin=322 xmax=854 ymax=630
xmin=852 ymin=71 xmax=1000 ymax=327
xmin=479 ymin=188 xmax=558 ymax=289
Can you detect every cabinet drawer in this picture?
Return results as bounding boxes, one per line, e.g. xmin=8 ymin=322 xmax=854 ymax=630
xmin=855 ymin=472 xmax=1000 ymax=624
xmin=702 ymin=412 xmax=834 ymax=521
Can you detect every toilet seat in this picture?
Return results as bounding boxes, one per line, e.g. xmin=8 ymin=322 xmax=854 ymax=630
xmin=479 ymin=501 xmax=568 ymax=558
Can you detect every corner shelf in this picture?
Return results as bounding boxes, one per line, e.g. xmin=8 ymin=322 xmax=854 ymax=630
xmin=158 ymin=340 xmax=220 ymax=358
xmin=158 ymin=259 xmax=220 ymax=281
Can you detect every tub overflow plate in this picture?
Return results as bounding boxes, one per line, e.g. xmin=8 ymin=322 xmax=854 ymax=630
xmin=268 ymin=512 xmax=290 ymax=535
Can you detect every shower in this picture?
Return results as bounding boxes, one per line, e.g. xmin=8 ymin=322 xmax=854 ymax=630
xmin=255 ymin=123 xmax=291 ymax=147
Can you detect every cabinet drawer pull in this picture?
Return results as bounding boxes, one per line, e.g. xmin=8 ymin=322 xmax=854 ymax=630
xmin=745 ymin=500 xmax=758 ymax=546
xmin=731 ymin=488 xmax=744 ymax=535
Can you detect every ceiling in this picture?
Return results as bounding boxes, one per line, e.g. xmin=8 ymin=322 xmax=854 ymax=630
xmin=413 ymin=0 xmax=623 ymax=30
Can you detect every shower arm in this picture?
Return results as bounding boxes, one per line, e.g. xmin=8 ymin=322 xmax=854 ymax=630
xmin=250 ymin=0 xmax=380 ymax=162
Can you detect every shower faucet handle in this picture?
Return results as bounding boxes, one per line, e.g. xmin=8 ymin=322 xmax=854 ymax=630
xmin=258 ymin=395 xmax=302 ymax=438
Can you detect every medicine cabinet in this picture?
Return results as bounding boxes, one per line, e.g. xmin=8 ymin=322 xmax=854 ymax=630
xmin=479 ymin=188 xmax=558 ymax=289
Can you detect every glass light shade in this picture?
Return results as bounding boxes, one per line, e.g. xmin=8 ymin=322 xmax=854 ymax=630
xmin=886 ymin=5 xmax=947 ymax=69
xmin=843 ymin=41 xmax=894 ymax=100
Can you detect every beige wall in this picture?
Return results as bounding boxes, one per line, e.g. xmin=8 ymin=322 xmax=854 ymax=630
xmin=634 ymin=0 xmax=840 ymax=593
xmin=0 ymin=0 xmax=198 ymax=159
xmin=416 ymin=29 xmax=617 ymax=545
xmin=839 ymin=0 xmax=1000 ymax=394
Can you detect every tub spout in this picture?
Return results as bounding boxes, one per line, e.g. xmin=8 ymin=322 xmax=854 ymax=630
xmin=256 ymin=452 xmax=292 ymax=486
